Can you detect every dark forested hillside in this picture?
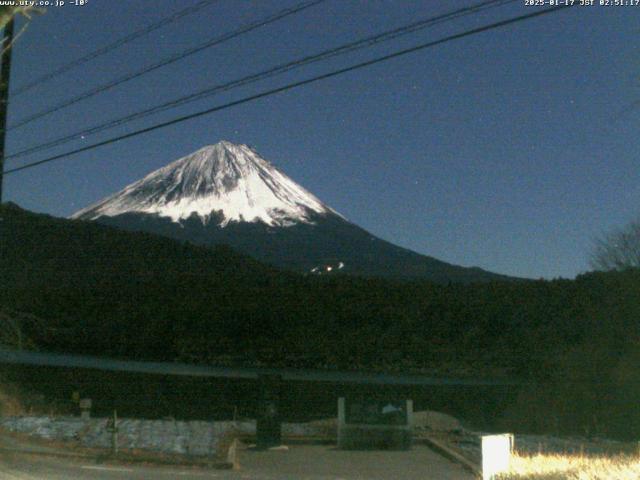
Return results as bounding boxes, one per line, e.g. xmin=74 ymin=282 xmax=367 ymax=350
xmin=93 ymin=210 xmax=513 ymax=283
xmin=0 ymin=202 xmax=616 ymax=372
xmin=3 ymin=203 xmax=640 ymax=437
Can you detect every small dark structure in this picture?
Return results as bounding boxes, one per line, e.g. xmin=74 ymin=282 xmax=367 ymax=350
xmin=337 ymin=396 xmax=413 ymax=450
xmin=256 ymin=374 xmax=282 ymax=449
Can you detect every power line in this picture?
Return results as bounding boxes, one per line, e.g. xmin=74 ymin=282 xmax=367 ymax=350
xmin=7 ymin=0 xmax=517 ymax=161
xmin=12 ymin=0 xmax=220 ymax=97
xmin=8 ymin=0 xmax=326 ymax=130
xmin=3 ymin=5 xmax=573 ymax=176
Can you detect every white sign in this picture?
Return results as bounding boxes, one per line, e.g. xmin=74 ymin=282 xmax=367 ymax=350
xmin=482 ymin=434 xmax=513 ymax=480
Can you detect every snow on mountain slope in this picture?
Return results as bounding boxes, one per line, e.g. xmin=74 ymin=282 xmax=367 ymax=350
xmin=72 ymin=141 xmax=341 ymax=227
xmin=71 ymin=140 xmax=513 ymax=282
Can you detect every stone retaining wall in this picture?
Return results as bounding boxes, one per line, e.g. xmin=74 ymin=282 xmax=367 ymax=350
xmin=0 ymin=416 xmax=263 ymax=456
xmin=0 ymin=416 xmax=328 ymax=456
xmin=0 ymin=409 xmax=464 ymax=456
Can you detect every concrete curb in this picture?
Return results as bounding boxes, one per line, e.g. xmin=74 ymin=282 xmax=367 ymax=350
xmin=419 ymin=437 xmax=481 ymax=477
xmin=0 ymin=446 xmax=93 ymax=460
xmin=0 ymin=446 xmax=235 ymax=469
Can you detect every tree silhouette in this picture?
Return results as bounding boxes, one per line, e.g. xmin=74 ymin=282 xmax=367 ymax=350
xmin=591 ymin=218 xmax=640 ymax=271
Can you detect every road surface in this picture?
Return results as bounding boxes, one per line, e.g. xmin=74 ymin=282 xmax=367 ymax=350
xmin=0 ymin=444 xmax=475 ymax=479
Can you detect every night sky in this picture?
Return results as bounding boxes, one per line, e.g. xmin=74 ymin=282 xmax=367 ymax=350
xmin=4 ymin=0 xmax=639 ymax=279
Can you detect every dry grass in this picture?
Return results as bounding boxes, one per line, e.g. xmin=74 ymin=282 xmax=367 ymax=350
xmin=0 ymin=390 xmax=24 ymax=416
xmin=0 ymin=376 xmax=54 ymax=417
xmin=497 ymin=452 xmax=640 ymax=479
xmin=0 ymin=382 xmax=27 ymax=416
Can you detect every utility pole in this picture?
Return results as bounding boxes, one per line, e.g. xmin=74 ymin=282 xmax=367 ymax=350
xmin=0 ymin=17 xmax=14 ymax=203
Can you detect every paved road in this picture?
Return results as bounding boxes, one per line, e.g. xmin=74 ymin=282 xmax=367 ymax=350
xmin=0 ymin=444 xmax=475 ymax=479
xmin=0 ymin=452 xmax=224 ymax=479
xmin=238 ymin=444 xmax=474 ymax=479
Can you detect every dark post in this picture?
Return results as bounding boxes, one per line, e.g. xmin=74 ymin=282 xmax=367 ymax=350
xmin=106 ymin=409 xmax=119 ymax=457
xmin=112 ymin=410 xmax=118 ymax=456
xmin=256 ymin=374 xmax=282 ymax=449
xmin=0 ymin=17 xmax=14 ymax=203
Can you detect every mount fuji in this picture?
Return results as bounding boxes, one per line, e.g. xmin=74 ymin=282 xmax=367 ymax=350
xmin=73 ymin=141 xmax=509 ymax=282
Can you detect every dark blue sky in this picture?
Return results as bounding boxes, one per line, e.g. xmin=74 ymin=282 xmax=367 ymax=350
xmin=4 ymin=0 xmax=639 ymax=279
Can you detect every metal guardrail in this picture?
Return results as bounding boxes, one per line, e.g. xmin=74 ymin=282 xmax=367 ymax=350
xmin=0 ymin=346 xmax=522 ymax=386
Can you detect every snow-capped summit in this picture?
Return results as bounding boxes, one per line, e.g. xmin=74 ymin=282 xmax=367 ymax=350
xmin=72 ymin=141 xmax=340 ymax=227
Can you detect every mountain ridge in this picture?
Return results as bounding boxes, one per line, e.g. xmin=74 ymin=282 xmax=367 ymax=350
xmin=73 ymin=141 xmax=513 ymax=283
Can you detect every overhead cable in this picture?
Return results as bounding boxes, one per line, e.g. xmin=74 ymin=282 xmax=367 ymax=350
xmin=3 ymin=5 xmax=573 ymax=176
xmin=7 ymin=0 xmax=516 ymax=160
xmin=12 ymin=0 xmax=220 ymax=96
